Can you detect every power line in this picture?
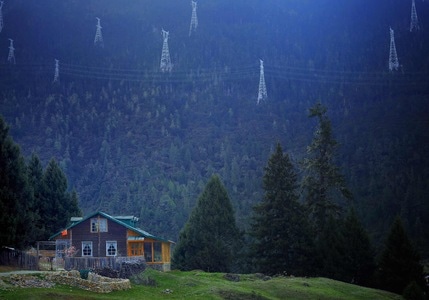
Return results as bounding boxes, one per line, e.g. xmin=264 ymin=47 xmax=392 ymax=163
xmin=1 ymin=59 xmax=429 ymax=88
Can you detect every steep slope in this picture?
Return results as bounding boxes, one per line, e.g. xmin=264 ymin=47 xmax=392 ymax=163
xmin=0 ymin=0 xmax=428 ymax=254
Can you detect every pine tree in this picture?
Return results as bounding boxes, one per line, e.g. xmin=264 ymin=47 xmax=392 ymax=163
xmin=315 ymin=211 xmax=375 ymax=285
xmin=27 ymin=153 xmax=44 ymax=240
xmin=341 ymin=209 xmax=375 ymax=286
xmin=40 ymin=158 xmax=81 ymax=238
xmin=251 ymin=143 xmax=314 ymax=276
xmin=302 ymin=103 xmax=352 ymax=230
xmin=315 ymin=216 xmax=346 ymax=279
xmin=69 ymin=189 xmax=82 ymax=218
xmin=172 ymin=174 xmax=241 ymax=272
xmin=377 ymin=217 xmax=424 ymax=295
xmin=0 ymin=116 xmax=34 ymax=249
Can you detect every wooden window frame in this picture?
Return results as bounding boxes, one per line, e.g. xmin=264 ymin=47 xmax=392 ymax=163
xmin=106 ymin=241 xmax=117 ymax=257
xmin=82 ymin=241 xmax=93 ymax=257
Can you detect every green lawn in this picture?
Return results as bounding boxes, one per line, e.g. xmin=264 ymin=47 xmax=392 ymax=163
xmin=0 ymin=269 xmax=402 ymax=300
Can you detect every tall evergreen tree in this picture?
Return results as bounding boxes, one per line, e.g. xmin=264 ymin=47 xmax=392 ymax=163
xmin=302 ymin=102 xmax=352 ymax=229
xmin=69 ymin=189 xmax=82 ymax=218
xmin=377 ymin=217 xmax=424 ymax=295
xmin=0 ymin=116 xmax=34 ymax=249
xmin=40 ymin=158 xmax=81 ymax=238
xmin=250 ymin=143 xmax=314 ymax=276
xmin=314 ymin=216 xmax=347 ymax=280
xmin=172 ymin=174 xmax=241 ymax=272
xmin=27 ymin=153 xmax=45 ymax=241
xmin=315 ymin=211 xmax=375 ymax=285
xmin=341 ymin=209 xmax=375 ymax=286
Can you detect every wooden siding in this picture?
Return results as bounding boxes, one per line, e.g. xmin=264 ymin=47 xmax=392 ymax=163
xmin=53 ymin=212 xmax=172 ymax=271
xmin=162 ymin=242 xmax=171 ymax=263
xmin=55 ymin=217 xmax=127 ymax=257
xmin=126 ymin=230 xmax=171 ymax=264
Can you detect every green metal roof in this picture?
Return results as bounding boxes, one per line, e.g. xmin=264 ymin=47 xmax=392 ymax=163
xmin=49 ymin=211 xmax=172 ymax=243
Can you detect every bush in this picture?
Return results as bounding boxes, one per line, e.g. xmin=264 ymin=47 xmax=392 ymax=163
xmin=79 ymin=269 xmax=90 ymax=280
xmin=402 ymin=281 xmax=424 ymax=300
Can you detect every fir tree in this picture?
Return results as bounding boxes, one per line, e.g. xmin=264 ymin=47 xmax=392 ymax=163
xmin=315 ymin=216 xmax=346 ymax=279
xmin=377 ymin=217 xmax=424 ymax=295
xmin=342 ymin=209 xmax=375 ymax=286
xmin=315 ymin=212 xmax=375 ymax=285
xmin=27 ymin=153 xmax=44 ymax=240
xmin=0 ymin=116 xmax=34 ymax=249
xmin=251 ymin=143 xmax=314 ymax=276
xmin=69 ymin=189 xmax=82 ymax=218
xmin=302 ymin=103 xmax=352 ymax=230
xmin=40 ymin=158 xmax=81 ymax=238
xmin=172 ymin=174 xmax=241 ymax=272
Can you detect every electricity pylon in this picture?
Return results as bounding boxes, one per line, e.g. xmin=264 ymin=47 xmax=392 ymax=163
xmin=257 ymin=59 xmax=267 ymax=104
xmin=7 ymin=38 xmax=15 ymax=64
xmin=160 ymin=29 xmax=172 ymax=72
xmin=94 ymin=17 xmax=104 ymax=47
xmin=388 ymin=28 xmax=399 ymax=72
xmin=0 ymin=1 xmax=4 ymax=33
xmin=410 ymin=0 xmax=419 ymax=32
xmin=189 ymin=1 xmax=198 ymax=36
xmin=53 ymin=59 xmax=59 ymax=82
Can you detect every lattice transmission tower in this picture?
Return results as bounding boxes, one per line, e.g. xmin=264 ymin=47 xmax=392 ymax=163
xmin=410 ymin=0 xmax=419 ymax=32
xmin=7 ymin=38 xmax=15 ymax=64
xmin=257 ymin=59 xmax=267 ymax=104
xmin=0 ymin=1 xmax=4 ymax=33
xmin=160 ymin=29 xmax=172 ymax=72
xmin=189 ymin=1 xmax=198 ymax=36
xmin=94 ymin=17 xmax=104 ymax=47
xmin=388 ymin=28 xmax=399 ymax=72
xmin=53 ymin=59 xmax=59 ymax=82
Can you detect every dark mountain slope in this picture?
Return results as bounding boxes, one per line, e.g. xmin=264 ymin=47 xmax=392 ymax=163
xmin=0 ymin=0 xmax=428 ymax=254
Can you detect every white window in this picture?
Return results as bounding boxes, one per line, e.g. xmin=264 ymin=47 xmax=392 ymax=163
xmin=90 ymin=218 xmax=108 ymax=233
xmin=106 ymin=241 xmax=117 ymax=256
xmin=82 ymin=241 xmax=93 ymax=257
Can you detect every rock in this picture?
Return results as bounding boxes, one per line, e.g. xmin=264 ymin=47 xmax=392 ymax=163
xmin=224 ymin=273 xmax=240 ymax=282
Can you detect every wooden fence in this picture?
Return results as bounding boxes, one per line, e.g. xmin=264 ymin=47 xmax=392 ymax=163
xmin=0 ymin=247 xmax=39 ymax=270
xmin=64 ymin=256 xmax=145 ymax=271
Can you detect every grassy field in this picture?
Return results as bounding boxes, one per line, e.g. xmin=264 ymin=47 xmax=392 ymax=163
xmin=0 ymin=268 xmax=402 ymax=300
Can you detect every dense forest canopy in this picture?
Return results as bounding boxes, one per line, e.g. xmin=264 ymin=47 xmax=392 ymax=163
xmin=0 ymin=0 xmax=428 ymax=256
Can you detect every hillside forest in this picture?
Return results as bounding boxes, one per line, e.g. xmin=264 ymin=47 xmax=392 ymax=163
xmin=0 ymin=0 xmax=428 ymax=262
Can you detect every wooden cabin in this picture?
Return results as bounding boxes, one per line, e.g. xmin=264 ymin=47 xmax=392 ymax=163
xmin=50 ymin=211 xmax=173 ymax=271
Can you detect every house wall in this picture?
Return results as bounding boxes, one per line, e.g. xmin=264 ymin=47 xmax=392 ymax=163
xmin=56 ymin=217 xmax=127 ymax=257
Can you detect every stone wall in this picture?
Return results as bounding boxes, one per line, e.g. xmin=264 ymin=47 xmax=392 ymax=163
xmin=149 ymin=263 xmax=171 ymax=272
xmin=46 ymin=270 xmax=131 ymax=293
